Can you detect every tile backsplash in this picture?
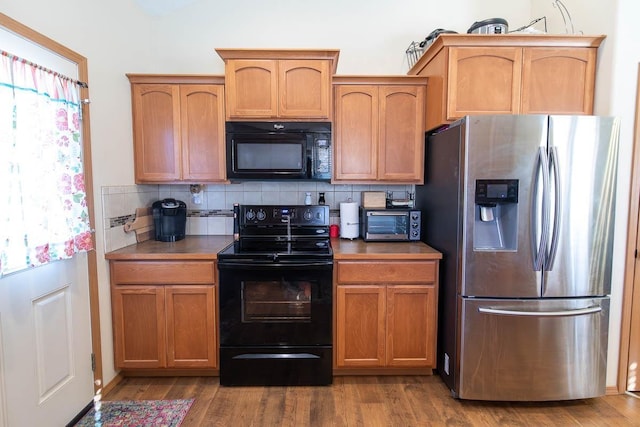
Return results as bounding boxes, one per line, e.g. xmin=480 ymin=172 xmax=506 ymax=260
xmin=101 ymin=182 xmax=414 ymax=252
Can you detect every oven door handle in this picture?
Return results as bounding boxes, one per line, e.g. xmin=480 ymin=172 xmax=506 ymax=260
xmin=218 ymin=261 xmax=333 ymax=269
xmin=232 ymin=353 xmax=321 ymax=360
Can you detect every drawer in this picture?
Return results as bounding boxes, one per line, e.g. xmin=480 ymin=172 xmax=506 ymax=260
xmin=337 ymin=261 xmax=437 ymax=284
xmin=111 ymin=261 xmax=216 ymax=285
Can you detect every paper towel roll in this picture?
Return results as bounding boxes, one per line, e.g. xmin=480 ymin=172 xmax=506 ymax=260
xmin=339 ymin=201 xmax=359 ymax=239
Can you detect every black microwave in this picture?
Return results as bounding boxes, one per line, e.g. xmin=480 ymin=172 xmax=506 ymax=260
xmin=225 ymin=122 xmax=332 ymax=181
xmin=360 ymin=208 xmax=421 ymax=242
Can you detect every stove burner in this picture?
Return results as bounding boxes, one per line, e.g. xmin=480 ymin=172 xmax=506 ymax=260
xmin=220 ymin=204 xmax=333 ymax=263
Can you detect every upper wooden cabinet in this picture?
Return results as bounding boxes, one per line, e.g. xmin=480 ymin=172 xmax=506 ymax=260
xmin=215 ymin=49 xmax=340 ymax=121
xmin=127 ymin=74 xmax=226 ymax=183
xmin=407 ymin=34 xmax=605 ymax=131
xmin=333 ymin=76 xmax=427 ymax=183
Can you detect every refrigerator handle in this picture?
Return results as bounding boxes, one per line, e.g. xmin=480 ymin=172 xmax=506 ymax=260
xmin=546 ymin=146 xmax=561 ymax=271
xmin=531 ymin=147 xmax=550 ymax=271
xmin=478 ymin=306 xmax=602 ymax=317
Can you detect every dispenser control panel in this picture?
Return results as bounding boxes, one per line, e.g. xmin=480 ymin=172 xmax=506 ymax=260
xmin=475 ymin=179 xmax=518 ymax=204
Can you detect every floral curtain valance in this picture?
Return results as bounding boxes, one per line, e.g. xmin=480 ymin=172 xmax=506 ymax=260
xmin=0 ymin=51 xmax=93 ymax=276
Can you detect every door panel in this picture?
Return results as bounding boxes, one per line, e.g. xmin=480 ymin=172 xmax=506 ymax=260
xmin=448 ymin=47 xmax=522 ymax=116
xmin=459 ymin=297 xmax=609 ymax=401
xmin=336 ymin=285 xmax=385 ymax=367
xmin=463 ymin=115 xmax=548 ymax=297
xmin=166 ymin=286 xmax=216 ymax=368
xmin=333 ymin=85 xmax=378 ymax=180
xmin=0 ymin=256 xmax=94 ymax=426
xmin=545 ymin=116 xmax=619 ymax=297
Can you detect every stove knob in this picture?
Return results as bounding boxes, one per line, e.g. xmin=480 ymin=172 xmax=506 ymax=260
xmin=256 ymin=209 xmax=266 ymax=221
xmin=303 ymin=210 xmax=313 ymax=221
xmin=245 ymin=210 xmax=255 ymax=221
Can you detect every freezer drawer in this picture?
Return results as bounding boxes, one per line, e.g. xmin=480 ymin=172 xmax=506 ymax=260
xmin=458 ymin=297 xmax=609 ymax=401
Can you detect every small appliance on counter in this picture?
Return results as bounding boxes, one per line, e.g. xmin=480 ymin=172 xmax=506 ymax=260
xmin=360 ymin=208 xmax=421 ymax=242
xmin=152 ymin=198 xmax=187 ymax=242
xmin=339 ymin=200 xmax=359 ymax=239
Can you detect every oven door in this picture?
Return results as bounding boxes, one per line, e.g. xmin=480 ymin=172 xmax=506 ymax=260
xmin=218 ymin=260 xmax=332 ymax=347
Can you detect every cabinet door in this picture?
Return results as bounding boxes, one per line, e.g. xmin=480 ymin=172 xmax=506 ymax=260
xmin=225 ymin=59 xmax=278 ymax=119
xmin=131 ymin=84 xmax=181 ymax=182
xmin=336 ymin=285 xmax=386 ymax=367
xmin=521 ymin=47 xmax=596 ymax=115
xmin=386 ymin=285 xmax=436 ymax=367
xmin=278 ymin=60 xmax=331 ymax=119
xmin=448 ymin=47 xmax=522 ymax=117
xmin=112 ymin=286 xmax=166 ymax=369
xmin=378 ymin=85 xmax=425 ymax=183
xmin=333 ymin=85 xmax=379 ymax=181
xmin=166 ymin=286 xmax=217 ymax=368
xmin=180 ymin=85 xmax=226 ymax=181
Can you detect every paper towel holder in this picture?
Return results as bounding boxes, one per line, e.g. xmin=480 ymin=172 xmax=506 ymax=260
xmin=339 ymin=199 xmax=360 ymax=239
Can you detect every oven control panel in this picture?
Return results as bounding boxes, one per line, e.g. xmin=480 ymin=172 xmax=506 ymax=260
xmin=240 ymin=205 xmax=329 ymax=227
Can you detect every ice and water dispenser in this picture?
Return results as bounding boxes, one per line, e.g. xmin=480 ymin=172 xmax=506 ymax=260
xmin=473 ymin=179 xmax=518 ymax=250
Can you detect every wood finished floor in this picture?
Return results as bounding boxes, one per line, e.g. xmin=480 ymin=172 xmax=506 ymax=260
xmin=102 ymin=375 xmax=640 ymax=426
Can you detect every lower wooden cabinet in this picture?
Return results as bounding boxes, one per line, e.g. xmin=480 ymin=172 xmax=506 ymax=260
xmin=110 ymin=260 xmax=217 ymax=370
xmin=335 ymin=260 xmax=438 ymax=369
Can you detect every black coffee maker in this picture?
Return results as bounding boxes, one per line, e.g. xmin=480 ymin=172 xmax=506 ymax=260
xmin=152 ymin=198 xmax=187 ymax=242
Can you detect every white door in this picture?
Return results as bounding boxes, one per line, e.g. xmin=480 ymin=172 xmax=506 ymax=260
xmin=0 ymin=254 xmax=94 ymax=426
xmin=0 ymin=22 xmax=96 ymax=426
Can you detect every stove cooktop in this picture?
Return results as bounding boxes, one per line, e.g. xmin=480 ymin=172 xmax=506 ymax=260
xmin=219 ymin=204 xmax=333 ymax=263
xmin=218 ymin=239 xmax=333 ymax=263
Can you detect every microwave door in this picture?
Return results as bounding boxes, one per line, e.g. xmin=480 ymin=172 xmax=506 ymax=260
xmin=230 ymin=134 xmax=307 ymax=179
xmin=235 ymin=142 xmax=304 ymax=171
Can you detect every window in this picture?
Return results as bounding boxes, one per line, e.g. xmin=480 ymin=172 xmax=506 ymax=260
xmin=0 ymin=51 xmax=93 ymax=275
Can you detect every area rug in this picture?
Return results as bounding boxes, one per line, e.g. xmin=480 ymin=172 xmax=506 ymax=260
xmin=73 ymin=398 xmax=194 ymax=427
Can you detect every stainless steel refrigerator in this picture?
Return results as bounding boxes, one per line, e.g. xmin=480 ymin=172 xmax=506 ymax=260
xmin=414 ymin=115 xmax=620 ymax=401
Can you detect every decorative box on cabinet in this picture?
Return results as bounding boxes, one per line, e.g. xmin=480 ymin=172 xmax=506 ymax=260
xmin=407 ymin=34 xmax=605 ymax=131
xmin=333 ymin=76 xmax=427 ymax=183
xmin=215 ymin=48 xmax=340 ymax=121
xmin=335 ymin=260 xmax=438 ymax=370
xmin=126 ymin=74 xmax=226 ymax=183
xmin=109 ymin=260 xmax=217 ymax=371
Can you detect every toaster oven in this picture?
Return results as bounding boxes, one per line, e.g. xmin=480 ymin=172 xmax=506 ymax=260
xmin=360 ymin=208 xmax=421 ymax=242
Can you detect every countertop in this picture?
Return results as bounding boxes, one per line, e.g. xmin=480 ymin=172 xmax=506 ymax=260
xmin=104 ymin=235 xmax=234 ymax=260
xmin=331 ymin=238 xmax=442 ymax=260
xmin=104 ymin=235 xmax=442 ymax=261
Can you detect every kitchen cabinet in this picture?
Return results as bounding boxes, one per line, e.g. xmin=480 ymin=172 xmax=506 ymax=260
xmin=333 ymin=76 xmax=427 ymax=183
xmin=127 ymin=74 xmax=226 ymax=183
xmin=335 ymin=260 xmax=438 ymax=369
xmin=110 ymin=260 xmax=217 ymax=370
xmin=407 ymin=34 xmax=605 ymax=131
xmin=215 ymin=49 xmax=340 ymax=120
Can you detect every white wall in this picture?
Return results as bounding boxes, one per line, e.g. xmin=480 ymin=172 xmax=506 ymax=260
xmin=1 ymin=0 xmax=635 ymax=389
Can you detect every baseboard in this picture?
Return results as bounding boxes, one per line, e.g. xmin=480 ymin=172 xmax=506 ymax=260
xmin=606 ymin=385 xmax=621 ymax=395
xmin=65 ymin=401 xmax=93 ymax=427
xmin=102 ymin=372 xmax=126 ymax=397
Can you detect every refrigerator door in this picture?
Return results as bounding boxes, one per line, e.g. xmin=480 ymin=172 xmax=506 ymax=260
xmin=462 ymin=115 xmax=548 ymax=298
xmin=457 ymin=297 xmax=609 ymax=401
xmin=543 ymin=116 xmax=620 ymax=297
